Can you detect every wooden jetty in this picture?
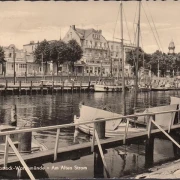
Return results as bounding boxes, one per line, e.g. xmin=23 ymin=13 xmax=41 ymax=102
xmin=0 ymin=109 xmax=180 ymax=179
xmin=0 ymin=80 xmax=92 ymax=95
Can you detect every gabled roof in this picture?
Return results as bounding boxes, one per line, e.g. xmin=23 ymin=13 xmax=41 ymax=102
xmin=75 ymin=28 xmax=96 ymax=39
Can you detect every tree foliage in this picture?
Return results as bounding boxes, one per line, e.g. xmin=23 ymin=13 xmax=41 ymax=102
xmin=0 ymin=47 xmax=5 ymax=62
xmin=34 ymin=39 xmax=83 ymax=75
xmin=66 ymin=39 xmax=83 ymax=73
xmin=126 ymin=47 xmax=151 ymax=74
xmin=126 ymin=48 xmax=180 ymax=77
xmin=34 ymin=39 xmax=50 ymax=74
xmin=49 ymin=40 xmax=69 ymax=74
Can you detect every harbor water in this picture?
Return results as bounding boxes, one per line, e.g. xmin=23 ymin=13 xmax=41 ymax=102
xmin=0 ymin=90 xmax=180 ymax=178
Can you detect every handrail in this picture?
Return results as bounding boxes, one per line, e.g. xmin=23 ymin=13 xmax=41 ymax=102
xmin=0 ymin=108 xmax=179 ymax=136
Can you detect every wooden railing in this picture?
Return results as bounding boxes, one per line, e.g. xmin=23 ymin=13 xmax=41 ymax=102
xmin=1 ymin=108 xmax=180 ymax=179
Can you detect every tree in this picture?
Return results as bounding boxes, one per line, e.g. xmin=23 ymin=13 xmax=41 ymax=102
xmin=34 ymin=40 xmax=50 ymax=75
xmin=66 ymin=39 xmax=83 ymax=74
xmin=0 ymin=46 xmax=5 ymax=62
xmin=126 ymin=47 xmax=151 ymax=74
xmin=0 ymin=47 xmax=5 ymax=75
xmin=49 ymin=40 xmax=69 ymax=75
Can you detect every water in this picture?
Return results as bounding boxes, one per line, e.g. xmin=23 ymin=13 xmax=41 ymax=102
xmin=0 ymin=90 xmax=180 ymax=178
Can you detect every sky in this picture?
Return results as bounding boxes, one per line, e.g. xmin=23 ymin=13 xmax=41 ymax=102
xmin=0 ymin=1 xmax=180 ymax=53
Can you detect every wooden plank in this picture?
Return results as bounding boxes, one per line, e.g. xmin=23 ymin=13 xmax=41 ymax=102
xmin=151 ymin=120 xmax=180 ymax=149
xmin=168 ymin=112 xmax=174 ymax=133
xmin=123 ymin=119 xmax=129 ymax=144
xmin=1 ymin=123 xmax=180 ymax=167
xmin=147 ymin=115 xmax=152 ymax=139
xmin=91 ymin=125 xmax=95 ymax=152
xmin=7 ymin=137 xmax=35 ymax=180
xmin=95 ymin=130 xmax=110 ymax=178
xmin=54 ymin=128 xmax=60 ymax=161
xmin=4 ymin=135 xmax=9 ymax=168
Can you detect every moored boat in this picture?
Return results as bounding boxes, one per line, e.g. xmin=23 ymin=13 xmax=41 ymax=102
xmin=93 ymin=78 xmax=123 ymax=92
xmin=74 ymin=100 xmax=178 ymax=138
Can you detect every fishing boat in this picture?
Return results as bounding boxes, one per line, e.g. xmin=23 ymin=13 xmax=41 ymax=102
xmin=74 ymin=102 xmax=178 ymax=138
xmin=74 ymin=104 xmax=146 ymax=138
xmin=93 ymin=78 xmax=124 ymax=92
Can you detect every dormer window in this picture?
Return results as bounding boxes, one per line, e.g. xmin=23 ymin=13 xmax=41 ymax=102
xmin=9 ymin=53 xmax=12 ymax=58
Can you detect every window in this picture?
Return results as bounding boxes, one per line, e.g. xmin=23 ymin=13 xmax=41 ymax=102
xmin=9 ymin=53 xmax=12 ymax=58
xmin=95 ymin=42 xmax=97 ymax=47
xmin=111 ymin=45 xmax=114 ymax=50
xmin=100 ymin=42 xmax=102 ymax=47
xmin=86 ymin=40 xmax=88 ymax=45
xmin=90 ymin=67 xmax=93 ymax=73
xmin=104 ymin=43 xmax=106 ymax=48
xmin=19 ymin=64 xmax=27 ymax=69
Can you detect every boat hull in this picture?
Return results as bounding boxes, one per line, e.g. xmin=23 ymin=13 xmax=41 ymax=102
xmin=94 ymin=84 xmax=122 ymax=92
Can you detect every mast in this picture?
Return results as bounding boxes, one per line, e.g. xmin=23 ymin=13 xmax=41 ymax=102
xmin=120 ymin=1 xmax=126 ymax=115
xmin=134 ymin=1 xmax=141 ymax=109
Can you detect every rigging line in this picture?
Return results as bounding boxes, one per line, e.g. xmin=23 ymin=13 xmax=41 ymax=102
xmin=122 ymin=5 xmax=132 ymax=44
xmin=142 ymin=3 xmax=161 ymax=52
xmin=133 ymin=2 xmax=139 ymax=40
xmin=145 ymin=1 xmax=164 ymax=53
xmin=112 ymin=3 xmax=120 ymax=42
xmin=133 ymin=24 xmax=138 ymax=47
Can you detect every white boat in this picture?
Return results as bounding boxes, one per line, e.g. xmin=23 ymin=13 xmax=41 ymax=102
xmin=93 ymin=78 xmax=123 ymax=92
xmin=74 ymin=101 xmax=178 ymax=138
xmin=74 ymin=105 xmax=146 ymax=138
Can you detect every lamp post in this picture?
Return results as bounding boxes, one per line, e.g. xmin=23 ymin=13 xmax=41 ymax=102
xmin=24 ymin=50 xmax=27 ymax=83
xmin=100 ymin=59 xmax=103 ymax=78
xmin=12 ymin=47 xmax=16 ymax=85
xmin=41 ymin=53 xmax=44 ymax=80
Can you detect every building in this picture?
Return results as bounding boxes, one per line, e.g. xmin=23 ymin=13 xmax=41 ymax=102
xmin=3 ymin=44 xmax=43 ymax=76
xmin=107 ymin=40 xmax=136 ymax=77
xmin=63 ymin=25 xmax=111 ymax=76
xmin=168 ymin=40 xmax=175 ymax=54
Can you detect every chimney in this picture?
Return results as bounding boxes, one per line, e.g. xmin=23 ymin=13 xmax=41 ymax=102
xmin=30 ymin=41 xmax=34 ymax=44
xmin=72 ymin=25 xmax=76 ymax=30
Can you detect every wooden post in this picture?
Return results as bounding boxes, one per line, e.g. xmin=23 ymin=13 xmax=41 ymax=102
xmin=52 ymin=80 xmax=54 ymax=94
xmin=94 ymin=150 xmax=104 ymax=178
xmin=147 ymin=114 xmax=155 ymax=139
xmin=91 ymin=125 xmax=95 ymax=152
xmin=171 ymin=132 xmax=180 ymax=158
xmin=168 ymin=112 xmax=175 ymax=133
xmin=19 ymin=81 xmax=21 ymax=95
xmin=62 ymin=81 xmax=64 ymax=93
xmin=10 ymin=105 xmax=17 ymax=127
xmin=94 ymin=118 xmax=105 ymax=139
xmin=4 ymin=135 xmax=9 ymax=168
xmin=30 ymin=81 xmax=32 ymax=95
xmin=94 ymin=130 xmax=110 ymax=178
xmin=80 ymin=81 xmax=82 ymax=93
xmin=5 ymin=80 xmax=8 ymax=95
xmin=72 ymin=81 xmax=74 ymax=93
xmin=123 ymin=118 xmax=129 ymax=144
xmin=41 ymin=81 xmax=43 ymax=94
xmin=145 ymin=136 xmax=154 ymax=168
xmin=54 ymin=128 xmax=60 ymax=161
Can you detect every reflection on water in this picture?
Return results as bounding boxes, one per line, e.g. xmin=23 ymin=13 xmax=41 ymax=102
xmin=0 ymin=91 xmax=179 ymax=178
